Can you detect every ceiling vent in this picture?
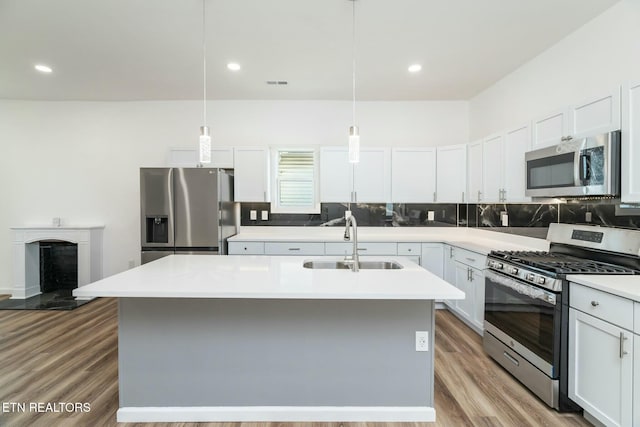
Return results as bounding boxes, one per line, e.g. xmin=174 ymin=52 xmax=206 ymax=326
xmin=266 ymin=81 xmax=288 ymax=86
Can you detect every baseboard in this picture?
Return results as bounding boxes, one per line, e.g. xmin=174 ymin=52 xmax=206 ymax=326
xmin=117 ymin=406 xmax=436 ymax=423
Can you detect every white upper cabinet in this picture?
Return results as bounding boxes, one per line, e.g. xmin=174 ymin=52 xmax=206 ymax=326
xmin=436 ymin=144 xmax=467 ymax=203
xmin=320 ymin=146 xmax=391 ymax=203
xmin=503 ymin=124 xmax=531 ymax=202
xmin=482 ymin=133 xmax=504 ymax=203
xmin=467 ymin=140 xmax=483 ymax=203
xmin=320 ymin=147 xmax=351 ymax=202
xmin=532 ymin=87 xmax=621 ymax=149
xmin=167 ymin=147 xmax=234 ymax=168
xmin=234 ymin=147 xmax=269 ymax=202
xmin=570 ymin=87 xmax=621 ymax=139
xmin=532 ymin=108 xmax=569 ymax=150
xmin=391 ymin=147 xmax=436 ymax=203
xmin=622 ymin=81 xmax=640 ymax=203
xmin=354 ymin=147 xmax=392 ymax=202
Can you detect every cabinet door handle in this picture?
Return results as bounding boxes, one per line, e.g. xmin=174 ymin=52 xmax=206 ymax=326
xmin=591 ymin=301 xmax=599 ymax=307
xmin=288 ymin=248 xmax=301 ymax=251
xmin=462 ymin=191 xmax=465 ymax=202
xmin=620 ymin=332 xmax=629 ymax=358
xmin=357 ymin=247 xmax=367 ymax=251
xmin=477 ymin=190 xmax=482 ymax=201
xmin=466 ymin=257 xmax=476 ymax=263
xmin=433 ymin=192 xmax=436 ymax=202
xmin=450 ymin=247 xmax=454 ymax=258
xmin=264 ymin=191 xmax=267 ymax=202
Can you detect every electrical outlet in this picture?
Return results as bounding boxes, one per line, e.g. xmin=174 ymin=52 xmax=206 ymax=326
xmin=585 ymin=212 xmax=592 ymax=222
xmin=415 ymin=331 xmax=429 ymax=352
xmin=250 ymin=210 xmax=257 ymax=220
xmin=427 ymin=211 xmax=435 ymax=221
xmin=261 ymin=210 xmax=269 ymax=220
xmin=501 ymin=212 xmax=509 ymax=227
xmin=128 ymin=260 xmax=135 ymax=269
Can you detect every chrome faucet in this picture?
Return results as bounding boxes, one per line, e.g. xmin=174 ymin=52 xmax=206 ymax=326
xmin=343 ymin=213 xmax=359 ymax=272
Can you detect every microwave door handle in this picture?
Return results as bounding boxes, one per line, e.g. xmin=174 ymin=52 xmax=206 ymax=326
xmin=579 ymin=153 xmax=591 ymax=182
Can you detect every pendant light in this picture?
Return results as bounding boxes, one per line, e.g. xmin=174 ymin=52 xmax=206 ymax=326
xmin=348 ymin=0 xmax=360 ymax=163
xmin=199 ymin=0 xmax=211 ymax=164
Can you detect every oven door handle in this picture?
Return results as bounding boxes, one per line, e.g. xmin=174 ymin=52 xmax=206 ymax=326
xmin=485 ymin=270 xmax=557 ymax=305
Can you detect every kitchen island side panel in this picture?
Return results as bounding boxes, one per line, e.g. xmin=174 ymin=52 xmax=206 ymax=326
xmin=118 ymin=298 xmax=433 ymax=407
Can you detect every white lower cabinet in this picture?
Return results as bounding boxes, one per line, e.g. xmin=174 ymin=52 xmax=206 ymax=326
xmin=228 ymin=241 xmax=265 ymax=255
xmin=420 ymin=243 xmax=443 ymax=279
xmin=325 ymin=242 xmax=397 ymax=256
xmin=454 ymin=262 xmax=474 ymax=319
xmin=442 ymin=245 xmax=486 ymax=335
xmin=264 ymin=242 xmax=325 ymax=256
xmin=569 ymin=283 xmax=634 ymax=427
xmin=442 ymin=245 xmax=457 ymax=309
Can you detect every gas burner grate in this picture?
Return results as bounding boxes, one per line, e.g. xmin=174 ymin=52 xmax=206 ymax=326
xmin=489 ymin=250 xmax=636 ymax=275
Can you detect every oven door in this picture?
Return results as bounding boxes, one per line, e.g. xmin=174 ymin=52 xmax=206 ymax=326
xmin=484 ymin=270 xmax=561 ymax=378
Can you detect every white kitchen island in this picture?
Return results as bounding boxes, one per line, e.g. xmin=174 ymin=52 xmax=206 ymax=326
xmin=74 ymin=254 xmax=463 ymax=423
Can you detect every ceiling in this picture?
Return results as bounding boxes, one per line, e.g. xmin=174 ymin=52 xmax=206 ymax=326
xmin=0 ymin=0 xmax=620 ymax=101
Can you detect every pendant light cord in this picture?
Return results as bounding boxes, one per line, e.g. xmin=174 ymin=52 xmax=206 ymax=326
xmin=349 ymin=0 xmax=357 ymax=211
xmin=351 ymin=0 xmax=356 ymax=125
xmin=202 ymin=0 xmax=207 ymax=127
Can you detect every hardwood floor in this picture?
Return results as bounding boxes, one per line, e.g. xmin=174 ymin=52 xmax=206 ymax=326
xmin=0 ymin=298 xmax=591 ymax=427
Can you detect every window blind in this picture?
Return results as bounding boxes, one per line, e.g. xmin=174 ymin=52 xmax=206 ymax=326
xmin=277 ymin=150 xmax=315 ymax=207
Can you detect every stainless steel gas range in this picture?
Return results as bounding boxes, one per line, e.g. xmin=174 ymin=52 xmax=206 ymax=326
xmin=483 ymin=223 xmax=640 ymax=412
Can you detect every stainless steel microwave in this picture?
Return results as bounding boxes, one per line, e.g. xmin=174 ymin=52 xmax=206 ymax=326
xmin=524 ymin=130 xmax=621 ymax=198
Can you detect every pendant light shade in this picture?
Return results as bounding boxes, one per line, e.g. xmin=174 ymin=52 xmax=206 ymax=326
xmin=199 ymin=0 xmax=211 ymax=164
xmin=348 ymin=125 xmax=360 ymax=163
xmin=199 ymin=126 xmax=211 ymax=163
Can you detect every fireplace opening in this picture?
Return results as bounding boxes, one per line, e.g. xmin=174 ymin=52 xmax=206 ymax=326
xmin=39 ymin=240 xmax=78 ymax=296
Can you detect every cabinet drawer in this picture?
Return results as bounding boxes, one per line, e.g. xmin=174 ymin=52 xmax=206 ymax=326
xmin=264 ymin=242 xmax=325 ymax=255
xmin=398 ymin=243 xmax=421 ymax=256
xmin=570 ymin=283 xmax=634 ymax=330
xmin=228 ymin=241 xmax=265 ymax=255
xmin=324 ymin=242 xmax=397 ymax=256
xmin=454 ymin=247 xmax=486 ymax=270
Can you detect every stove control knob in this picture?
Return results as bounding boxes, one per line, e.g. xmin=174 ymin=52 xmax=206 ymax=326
xmin=538 ymin=277 xmax=546 ymax=285
xmin=509 ymin=267 xmax=519 ymax=274
xmin=526 ymin=273 xmax=535 ymax=282
xmin=489 ymin=261 xmax=497 ymax=268
xmin=497 ymin=263 xmax=504 ymax=270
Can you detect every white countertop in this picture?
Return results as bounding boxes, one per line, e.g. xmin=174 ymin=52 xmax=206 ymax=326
xmin=74 ymin=254 xmax=465 ymax=301
xmin=229 ymin=226 xmax=549 ymax=254
xmin=567 ymin=275 xmax=640 ymax=303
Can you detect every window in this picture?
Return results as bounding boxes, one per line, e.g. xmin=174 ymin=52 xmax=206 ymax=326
xmin=271 ymin=148 xmax=320 ymax=213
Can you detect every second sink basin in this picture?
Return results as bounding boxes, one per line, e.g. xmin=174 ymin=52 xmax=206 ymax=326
xmin=302 ymin=260 xmax=403 ymax=270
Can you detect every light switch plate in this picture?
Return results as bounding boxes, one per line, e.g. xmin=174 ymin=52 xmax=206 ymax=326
xmin=261 ymin=210 xmax=269 ymax=220
xmin=427 ymin=211 xmax=435 ymax=221
xmin=250 ymin=210 xmax=257 ymax=220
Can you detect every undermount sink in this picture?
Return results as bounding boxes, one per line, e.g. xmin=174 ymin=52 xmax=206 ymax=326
xmin=302 ymin=260 xmax=403 ymax=270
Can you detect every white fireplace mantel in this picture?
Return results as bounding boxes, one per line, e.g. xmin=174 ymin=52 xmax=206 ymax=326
xmin=10 ymin=225 xmax=104 ymax=299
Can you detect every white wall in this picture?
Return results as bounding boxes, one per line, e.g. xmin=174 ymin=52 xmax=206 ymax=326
xmin=469 ymin=0 xmax=640 ymax=139
xmin=0 ymin=99 xmax=468 ymax=292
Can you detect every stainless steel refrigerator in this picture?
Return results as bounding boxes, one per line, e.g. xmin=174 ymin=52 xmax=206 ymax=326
xmin=140 ymin=168 xmax=237 ymax=264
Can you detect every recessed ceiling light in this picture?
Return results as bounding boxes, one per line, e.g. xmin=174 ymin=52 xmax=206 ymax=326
xmin=408 ymin=64 xmax=422 ymax=73
xmin=34 ymin=64 xmax=53 ymax=73
xmin=227 ymin=63 xmax=241 ymax=71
